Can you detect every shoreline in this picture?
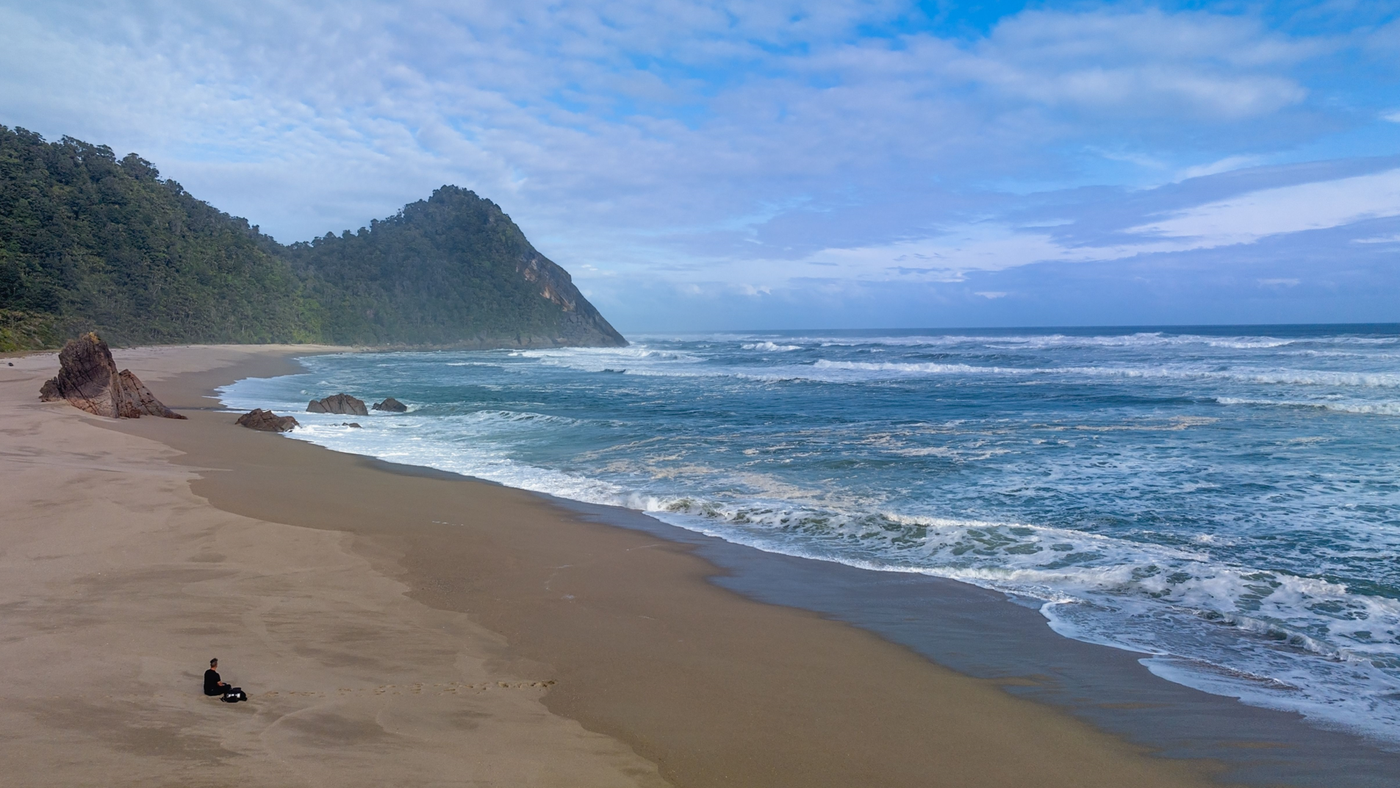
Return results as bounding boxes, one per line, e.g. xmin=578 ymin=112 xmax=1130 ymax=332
xmin=144 ymin=348 xmax=1221 ymax=786
xmin=213 ymin=344 xmax=1400 ymax=785
xmin=3 ymin=343 xmax=1389 ymax=785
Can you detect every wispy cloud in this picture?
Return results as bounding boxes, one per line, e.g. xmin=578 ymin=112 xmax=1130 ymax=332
xmin=1130 ymin=168 xmax=1400 ymax=247
xmin=1176 ymin=155 xmax=1261 ymax=181
xmin=721 ymin=165 xmax=1400 ymax=286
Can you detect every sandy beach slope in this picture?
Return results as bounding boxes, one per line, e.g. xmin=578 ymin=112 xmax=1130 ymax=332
xmin=0 ymin=345 xmax=1222 ymax=787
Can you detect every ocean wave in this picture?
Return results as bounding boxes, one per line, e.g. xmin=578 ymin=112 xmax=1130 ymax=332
xmin=479 ymin=339 xmax=1400 ymax=395
xmin=450 ymin=409 xmax=584 ymax=426
xmin=796 ymin=359 xmax=1400 ymax=389
xmin=739 ymin=331 xmax=1400 ymax=354
xmin=741 ymin=341 xmax=801 ymax=352
xmin=516 ymin=345 xmax=702 ymax=364
xmin=1214 ymin=397 xmax=1400 ymax=415
xmin=799 ymin=332 xmax=1301 ymax=351
xmin=811 ymin=359 xmax=1006 ymax=376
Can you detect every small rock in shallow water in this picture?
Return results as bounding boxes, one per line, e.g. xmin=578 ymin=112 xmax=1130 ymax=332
xmin=372 ymin=397 xmax=408 ymax=412
xmin=307 ymin=393 xmax=368 ymax=415
xmin=236 ymin=409 xmax=299 ymax=432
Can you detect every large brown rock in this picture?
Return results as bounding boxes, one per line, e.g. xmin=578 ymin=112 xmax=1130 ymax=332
xmin=39 ymin=333 xmax=185 ymax=419
xmin=307 ymin=393 xmax=368 ymax=416
xmin=235 ymin=409 xmax=299 ymax=432
xmin=372 ymin=397 xmax=407 ymax=412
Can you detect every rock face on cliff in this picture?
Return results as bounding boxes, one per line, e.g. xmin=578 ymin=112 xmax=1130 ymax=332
xmin=39 ymin=333 xmax=185 ymax=419
xmin=372 ymin=397 xmax=407 ymax=412
xmin=307 ymin=393 xmax=368 ymax=415
xmin=235 ymin=409 xmax=299 ymax=432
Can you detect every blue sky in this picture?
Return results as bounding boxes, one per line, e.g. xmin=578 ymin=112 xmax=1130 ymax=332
xmin=2 ymin=1 xmax=1398 ymax=331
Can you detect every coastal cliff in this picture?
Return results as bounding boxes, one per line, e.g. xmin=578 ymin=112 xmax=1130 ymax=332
xmin=0 ymin=127 xmax=625 ymax=350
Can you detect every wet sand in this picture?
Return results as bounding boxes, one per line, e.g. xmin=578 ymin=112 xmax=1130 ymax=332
xmin=1 ymin=345 xmax=1223 ymax=787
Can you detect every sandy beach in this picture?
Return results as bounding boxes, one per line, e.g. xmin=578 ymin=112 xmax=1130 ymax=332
xmin=0 ymin=344 xmax=1224 ymax=787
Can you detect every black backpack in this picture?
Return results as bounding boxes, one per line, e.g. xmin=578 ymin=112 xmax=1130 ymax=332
xmin=221 ymin=687 xmax=247 ymax=703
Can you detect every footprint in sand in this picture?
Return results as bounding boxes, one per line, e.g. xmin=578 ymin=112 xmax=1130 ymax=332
xmin=270 ymin=680 xmax=557 ymax=697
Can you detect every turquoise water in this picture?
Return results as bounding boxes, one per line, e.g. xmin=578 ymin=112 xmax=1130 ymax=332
xmin=221 ymin=325 xmax=1400 ymax=743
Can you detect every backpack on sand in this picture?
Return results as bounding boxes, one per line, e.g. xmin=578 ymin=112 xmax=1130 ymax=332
xmin=221 ymin=688 xmax=247 ymax=703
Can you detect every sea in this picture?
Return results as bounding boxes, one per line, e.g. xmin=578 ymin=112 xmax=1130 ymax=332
xmin=220 ymin=324 xmax=1400 ymax=747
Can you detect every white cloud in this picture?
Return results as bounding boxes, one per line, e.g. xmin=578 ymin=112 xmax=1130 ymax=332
xmin=1384 ymin=110 xmax=1400 ymax=123
xmin=763 ymin=225 xmax=1185 ymax=283
xmin=1130 ymin=169 xmax=1400 ymax=247
xmin=0 ymin=1 xmax=1337 ymax=244
xmin=950 ymin=9 xmax=1312 ymax=120
xmin=731 ymin=168 xmax=1400 ymax=286
xmin=1176 ymin=155 xmax=1260 ymax=181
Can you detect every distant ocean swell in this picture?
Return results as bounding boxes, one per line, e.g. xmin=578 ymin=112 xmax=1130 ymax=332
xmin=220 ymin=327 xmax=1400 ymax=744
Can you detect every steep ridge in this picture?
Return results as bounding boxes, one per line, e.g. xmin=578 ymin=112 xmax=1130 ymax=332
xmin=0 ymin=127 xmax=626 ymax=350
xmin=286 ymin=186 xmax=626 ymax=348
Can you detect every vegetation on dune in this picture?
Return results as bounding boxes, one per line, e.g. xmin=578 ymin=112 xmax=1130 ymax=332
xmin=0 ymin=127 xmax=623 ymax=351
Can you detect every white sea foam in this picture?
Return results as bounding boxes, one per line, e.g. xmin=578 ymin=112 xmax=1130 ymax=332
xmin=806 ymin=359 xmax=1400 ymax=387
xmin=1215 ymin=397 xmax=1400 ymax=415
xmin=520 ymin=348 xmax=1400 ymax=391
xmin=741 ymin=341 xmax=801 ymax=352
xmin=230 ymin=426 xmax=1400 ymax=742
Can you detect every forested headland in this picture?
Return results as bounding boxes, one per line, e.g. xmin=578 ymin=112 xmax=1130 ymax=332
xmin=0 ymin=127 xmax=625 ymax=351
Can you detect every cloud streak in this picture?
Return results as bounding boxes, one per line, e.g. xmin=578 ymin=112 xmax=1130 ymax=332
xmin=1131 ymin=168 xmax=1400 ymax=247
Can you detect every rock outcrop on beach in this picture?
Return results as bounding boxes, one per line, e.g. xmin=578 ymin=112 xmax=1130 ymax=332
xmin=39 ymin=333 xmax=185 ymax=419
xmin=372 ymin=397 xmax=407 ymax=412
xmin=236 ymin=409 xmax=300 ymax=432
xmin=307 ymin=393 xmax=368 ymax=415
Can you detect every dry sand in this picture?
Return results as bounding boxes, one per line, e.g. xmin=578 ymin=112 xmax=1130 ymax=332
xmin=0 ymin=345 xmax=1226 ymax=787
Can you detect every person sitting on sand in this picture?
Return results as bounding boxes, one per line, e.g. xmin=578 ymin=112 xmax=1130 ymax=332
xmin=204 ymin=658 xmax=233 ymax=696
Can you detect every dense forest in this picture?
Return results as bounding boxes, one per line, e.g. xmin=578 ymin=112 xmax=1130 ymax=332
xmin=0 ymin=127 xmax=625 ymax=351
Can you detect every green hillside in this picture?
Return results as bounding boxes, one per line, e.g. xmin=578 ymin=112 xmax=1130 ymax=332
xmin=287 ymin=186 xmax=625 ymax=347
xmin=0 ymin=127 xmax=625 ymax=351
